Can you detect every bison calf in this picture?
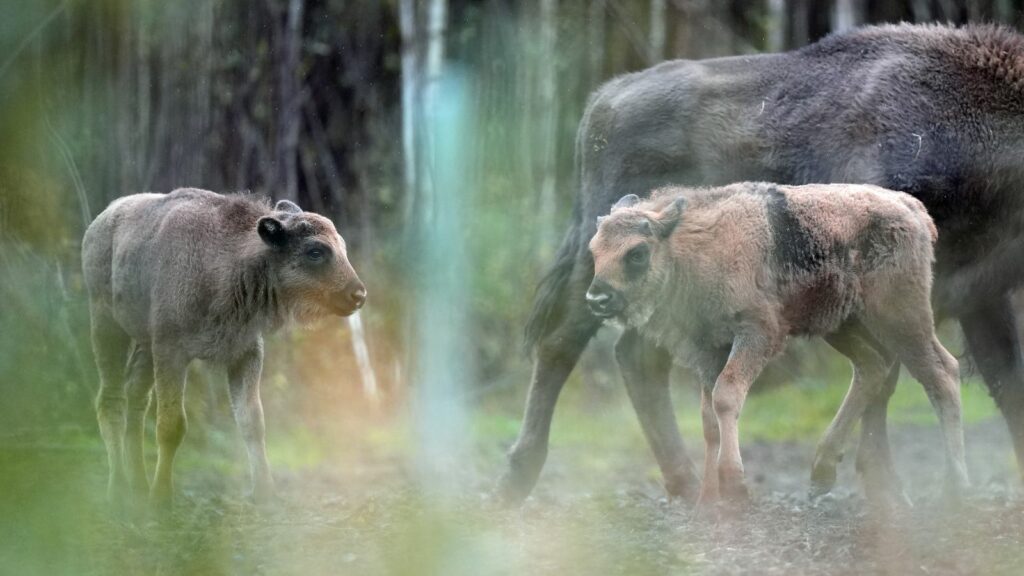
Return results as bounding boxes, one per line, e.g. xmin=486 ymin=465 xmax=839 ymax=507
xmin=588 ymin=182 xmax=968 ymax=505
xmin=82 ymin=188 xmax=366 ymax=506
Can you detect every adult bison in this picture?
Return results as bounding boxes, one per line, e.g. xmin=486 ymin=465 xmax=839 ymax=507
xmin=499 ymin=23 xmax=1024 ymax=504
xmin=83 ymin=189 xmax=366 ymax=506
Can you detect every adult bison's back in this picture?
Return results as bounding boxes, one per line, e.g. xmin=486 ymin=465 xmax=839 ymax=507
xmin=83 ymin=188 xmax=365 ymax=506
xmin=500 ymin=23 xmax=1024 ymax=504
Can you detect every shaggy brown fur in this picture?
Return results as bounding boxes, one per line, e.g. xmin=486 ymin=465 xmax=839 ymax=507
xmin=82 ymin=188 xmax=366 ymax=506
xmin=588 ymin=183 xmax=968 ymax=504
xmin=502 ymin=22 xmax=1024 ymax=506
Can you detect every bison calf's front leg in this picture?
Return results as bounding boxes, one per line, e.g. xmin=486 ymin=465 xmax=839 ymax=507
xmin=712 ymin=334 xmax=774 ymax=502
xmin=229 ymin=340 xmax=274 ymax=502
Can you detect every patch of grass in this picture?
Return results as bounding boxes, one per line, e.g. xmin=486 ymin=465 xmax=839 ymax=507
xmin=472 ymin=371 xmax=1003 ymax=457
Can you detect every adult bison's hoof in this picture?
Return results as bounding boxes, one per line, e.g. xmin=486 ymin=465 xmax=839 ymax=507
xmin=809 ymin=460 xmax=838 ymax=498
xmin=664 ymin=468 xmax=701 ymax=502
xmin=494 ymin=470 xmax=533 ymax=506
xmin=494 ymin=447 xmax=546 ymax=506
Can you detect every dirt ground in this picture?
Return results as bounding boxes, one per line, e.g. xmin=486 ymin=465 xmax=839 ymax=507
xmin=9 ymin=415 xmax=1011 ymax=576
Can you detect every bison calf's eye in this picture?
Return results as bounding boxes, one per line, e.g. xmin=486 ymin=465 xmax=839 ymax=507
xmin=624 ymin=245 xmax=650 ymax=279
xmin=626 ymin=245 xmax=649 ymax=265
xmin=306 ymin=247 xmax=326 ymax=262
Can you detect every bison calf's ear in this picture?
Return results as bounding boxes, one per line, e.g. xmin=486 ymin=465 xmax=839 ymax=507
xmin=653 ymin=198 xmax=685 ymax=239
xmin=611 ymin=194 xmax=641 ymax=212
xmin=257 ymin=216 xmax=288 ymax=247
xmin=275 ymin=199 xmax=302 ymax=213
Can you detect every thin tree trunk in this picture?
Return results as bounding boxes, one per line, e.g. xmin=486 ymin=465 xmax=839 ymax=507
xmin=276 ymin=0 xmax=304 ymax=200
xmin=399 ymin=0 xmax=419 ymax=228
xmin=648 ymin=0 xmax=665 ymax=63
xmin=348 ymin=313 xmax=380 ymax=406
xmin=767 ymin=0 xmax=786 ymax=52
xmin=589 ymin=0 xmax=606 ymax=86
xmin=994 ymin=0 xmax=1014 ymax=23
xmin=419 ymin=0 xmax=447 ymax=228
xmin=303 ymin=97 xmax=345 ymax=211
xmin=135 ymin=1 xmax=151 ymax=191
xmin=536 ymin=0 xmax=558 ymax=263
xmin=790 ymin=0 xmax=809 ymax=48
xmin=910 ymin=0 xmax=932 ymax=23
xmin=833 ymin=0 xmax=862 ymax=32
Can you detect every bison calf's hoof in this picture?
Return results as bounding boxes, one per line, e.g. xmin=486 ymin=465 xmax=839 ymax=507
xmin=718 ymin=471 xmax=750 ymax=503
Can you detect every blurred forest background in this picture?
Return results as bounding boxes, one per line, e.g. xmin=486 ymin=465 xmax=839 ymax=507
xmin=1 ymin=1 xmax=1022 ymax=574
xmin=6 ymin=0 xmax=1024 ymax=432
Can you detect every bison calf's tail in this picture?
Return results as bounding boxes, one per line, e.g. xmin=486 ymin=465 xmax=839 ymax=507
xmin=523 ymin=209 xmax=583 ymax=354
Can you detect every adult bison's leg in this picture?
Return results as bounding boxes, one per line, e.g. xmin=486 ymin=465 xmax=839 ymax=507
xmin=855 ymin=362 xmax=909 ymax=506
xmin=498 ymin=267 xmax=601 ymax=504
xmin=150 ymin=353 xmax=189 ymax=508
xmin=90 ymin=305 xmax=131 ymax=502
xmin=814 ymin=324 xmax=890 ymax=498
xmin=123 ymin=343 xmax=154 ymax=498
xmin=615 ymin=329 xmax=700 ymax=499
xmin=960 ymin=294 xmax=1024 ymax=479
xmin=229 ymin=338 xmax=274 ymax=502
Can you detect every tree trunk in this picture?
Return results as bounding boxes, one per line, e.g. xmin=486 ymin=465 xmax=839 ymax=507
xmin=419 ymin=0 xmax=448 ymax=228
xmin=767 ymin=0 xmax=786 ymax=52
xmin=536 ymin=0 xmax=558 ymax=263
xmin=833 ymin=0 xmax=862 ymax=32
xmin=588 ymin=0 xmax=606 ymax=87
xmin=348 ymin=313 xmax=380 ymax=406
xmin=399 ymin=0 xmax=419 ymax=227
xmin=276 ymin=0 xmax=304 ymax=201
xmin=648 ymin=0 xmax=665 ymax=63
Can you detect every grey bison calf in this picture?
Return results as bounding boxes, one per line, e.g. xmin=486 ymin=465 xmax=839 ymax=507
xmin=587 ymin=182 xmax=968 ymax=506
xmin=82 ymin=188 xmax=366 ymax=506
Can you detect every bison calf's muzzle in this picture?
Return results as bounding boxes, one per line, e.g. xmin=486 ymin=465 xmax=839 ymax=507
xmin=335 ymin=282 xmax=367 ymax=315
xmin=585 ymin=280 xmax=623 ymax=318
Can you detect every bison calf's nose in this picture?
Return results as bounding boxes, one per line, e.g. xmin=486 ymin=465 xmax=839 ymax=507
xmin=586 ymin=283 xmax=620 ymax=317
xmin=351 ymin=286 xmax=367 ymax=309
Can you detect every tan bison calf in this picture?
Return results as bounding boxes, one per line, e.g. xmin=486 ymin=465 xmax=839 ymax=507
xmin=587 ymin=182 xmax=968 ymax=506
xmin=82 ymin=188 xmax=366 ymax=506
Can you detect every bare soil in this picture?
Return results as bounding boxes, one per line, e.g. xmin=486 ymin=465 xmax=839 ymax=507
xmin=43 ymin=418 xmax=1017 ymax=576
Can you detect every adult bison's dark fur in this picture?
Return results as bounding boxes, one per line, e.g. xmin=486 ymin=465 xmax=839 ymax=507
xmin=500 ymin=23 xmax=1024 ymax=504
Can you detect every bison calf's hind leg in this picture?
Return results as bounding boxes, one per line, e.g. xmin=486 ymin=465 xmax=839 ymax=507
xmin=229 ymin=340 xmax=274 ymax=502
xmin=91 ymin=306 xmax=132 ymax=502
xmin=150 ymin=355 xmax=189 ymax=508
xmin=124 ymin=344 xmax=155 ymax=498
xmin=874 ymin=319 xmax=970 ymax=496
